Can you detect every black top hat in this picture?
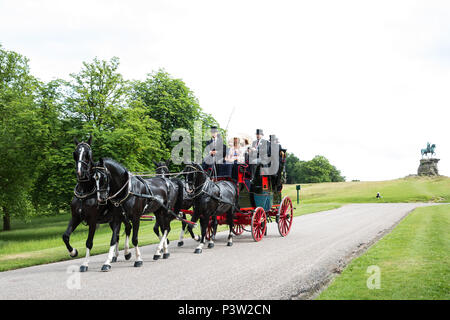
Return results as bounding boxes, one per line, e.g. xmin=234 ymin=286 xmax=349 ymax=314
xmin=256 ymin=129 xmax=264 ymax=135
xmin=210 ymin=126 xmax=218 ymax=133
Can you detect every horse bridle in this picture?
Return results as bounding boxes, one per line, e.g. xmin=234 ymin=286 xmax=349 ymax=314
xmin=74 ymin=142 xmax=94 ymax=182
xmin=92 ymin=165 xmax=132 ymax=207
xmin=93 ymin=167 xmax=111 ymax=205
xmin=155 ymin=165 xmax=170 ymax=177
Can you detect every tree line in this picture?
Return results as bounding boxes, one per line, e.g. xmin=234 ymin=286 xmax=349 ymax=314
xmin=0 ymin=45 xmax=345 ymax=231
xmin=285 ymin=153 xmax=345 ymax=184
xmin=0 ymin=45 xmax=218 ymax=230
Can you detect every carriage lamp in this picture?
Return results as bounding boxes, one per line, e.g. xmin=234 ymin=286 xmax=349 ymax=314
xmin=296 ymin=185 xmax=301 ymax=204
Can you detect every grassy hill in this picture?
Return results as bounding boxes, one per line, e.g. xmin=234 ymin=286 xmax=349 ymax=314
xmin=283 ymin=176 xmax=450 ymax=204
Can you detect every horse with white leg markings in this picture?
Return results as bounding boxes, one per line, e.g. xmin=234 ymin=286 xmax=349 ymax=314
xmin=62 ymin=136 xmax=132 ymax=272
xmin=153 ymin=160 xmax=201 ymax=247
xmin=95 ymin=157 xmax=186 ymax=269
xmin=184 ymin=163 xmax=239 ymax=254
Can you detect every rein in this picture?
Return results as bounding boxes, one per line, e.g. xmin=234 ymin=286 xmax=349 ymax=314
xmin=74 ymin=185 xmax=96 ymax=199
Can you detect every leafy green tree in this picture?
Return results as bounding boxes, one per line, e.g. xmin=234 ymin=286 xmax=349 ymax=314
xmin=30 ymin=80 xmax=74 ymax=214
xmin=1 ymin=49 xmax=223 ymax=229
xmin=285 ymin=153 xmax=303 ymax=184
xmin=64 ymin=57 xmax=128 ymax=128
xmin=31 ymin=58 xmax=167 ymax=215
xmin=285 ymin=153 xmax=345 ymax=184
xmin=0 ymin=46 xmax=47 ymax=230
xmin=132 ymin=70 xmax=220 ymax=153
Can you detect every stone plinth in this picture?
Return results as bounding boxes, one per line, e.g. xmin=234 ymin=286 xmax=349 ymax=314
xmin=417 ymin=158 xmax=440 ymax=176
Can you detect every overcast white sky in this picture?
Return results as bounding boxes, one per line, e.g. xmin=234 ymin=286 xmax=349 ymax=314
xmin=1 ymin=0 xmax=449 ymax=180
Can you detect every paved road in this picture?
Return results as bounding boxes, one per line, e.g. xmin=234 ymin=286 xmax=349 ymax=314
xmin=0 ymin=203 xmax=432 ymax=300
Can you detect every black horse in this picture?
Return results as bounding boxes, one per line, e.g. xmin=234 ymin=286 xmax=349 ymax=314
xmin=62 ymin=137 xmax=132 ymax=272
xmin=153 ymin=160 xmax=200 ymax=247
xmin=95 ymin=157 xmax=184 ymax=268
xmin=184 ymin=163 xmax=239 ymax=253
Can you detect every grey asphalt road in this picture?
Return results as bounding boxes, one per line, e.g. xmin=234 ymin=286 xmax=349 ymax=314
xmin=0 ymin=203 xmax=432 ymax=300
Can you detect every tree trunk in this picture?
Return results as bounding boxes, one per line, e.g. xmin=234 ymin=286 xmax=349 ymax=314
xmin=2 ymin=207 xmax=11 ymax=231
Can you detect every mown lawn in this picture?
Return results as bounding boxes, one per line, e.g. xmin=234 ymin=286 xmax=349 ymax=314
xmin=317 ymin=204 xmax=450 ymax=300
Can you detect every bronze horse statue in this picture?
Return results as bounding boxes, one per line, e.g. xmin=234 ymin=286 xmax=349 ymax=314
xmin=421 ymin=142 xmax=436 ymax=158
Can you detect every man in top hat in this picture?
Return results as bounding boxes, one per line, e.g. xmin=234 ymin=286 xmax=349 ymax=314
xmin=203 ymin=125 xmax=227 ymax=175
xmin=249 ymin=129 xmax=270 ymax=183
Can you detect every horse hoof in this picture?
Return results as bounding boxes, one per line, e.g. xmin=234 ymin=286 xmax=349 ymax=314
xmin=79 ymin=265 xmax=88 ymax=272
xmin=227 ymin=242 xmax=233 ymax=247
xmin=194 ymin=248 xmax=202 ymax=254
xmin=208 ymin=243 xmax=215 ymax=249
xmin=163 ymin=253 xmax=170 ymax=259
xmin=71 ymin=249 xmax=78 ymax=258
xmin=111 ymin=256 xmax=117 ymax=263
xmin=134 ymin=261 xmax=143 ymax=268
xmin=177 ymin=241 xmax=184 ymax=247
xmin=101 ymin=264 xmax=111 ymax=272
xmin=153 ymin=254 xmax=161 ymax=261
xmin=124 ymin=253 xmax=132 ymax=260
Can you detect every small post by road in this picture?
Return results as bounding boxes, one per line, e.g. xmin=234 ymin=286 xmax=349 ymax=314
xmin=296 ymin=185 xmax=301 ymax=204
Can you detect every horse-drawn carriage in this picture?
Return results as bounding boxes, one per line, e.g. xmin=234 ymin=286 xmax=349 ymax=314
xmin=65 ymin=135 xmax=294 ymax=272
xmin=180 ymin=147 xmax=294 ymax=243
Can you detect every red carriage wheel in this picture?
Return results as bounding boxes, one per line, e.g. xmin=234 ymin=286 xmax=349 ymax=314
xmin=277 ymin=196 xmax=293 ymax=237
xmin=251 ymin=207 xmax=267 ymax=242
xmin=232 ymin=224 xmax=244 ymax=236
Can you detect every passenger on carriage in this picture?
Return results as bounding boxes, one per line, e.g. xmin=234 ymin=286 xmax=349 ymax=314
xmin=202 ymin=125 xmax=227 ymax=177
xmin=249 ymin=129 xmax=270 ymax=183
xmin=223 ymin=136 xmax=246 ymax=181
xmin=225 ymin=137 xmax=245 ymax=164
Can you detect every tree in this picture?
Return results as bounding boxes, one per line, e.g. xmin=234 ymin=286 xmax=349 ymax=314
xmin=31 ymin=58 xmax=167 ymax=216
xmin=1 ymin=48 xmax=223 ymax=229
xmin=285 ymin=153 xmax=345 ymax=184
xmin=132 ymin=70 xmax=220 ymax=153
xmin=0 ymin=46 xmax=47 ymax=230
xmin=285 ymin=153 xmax=303 ymax=184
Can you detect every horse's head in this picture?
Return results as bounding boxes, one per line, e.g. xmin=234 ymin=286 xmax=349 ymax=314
xmin=154 ymin=159 xmax=170 ymax=177
xmin=73 ymin=135 xmax=93 ymax=182
xmin=184 ymin=163 xmax=205 ymax=193
xmin=93 ymin=167 xmax=109 ymax=205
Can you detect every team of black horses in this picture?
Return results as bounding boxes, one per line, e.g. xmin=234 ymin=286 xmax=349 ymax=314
xmin=62 ymin=136 xmax=239 ymax=272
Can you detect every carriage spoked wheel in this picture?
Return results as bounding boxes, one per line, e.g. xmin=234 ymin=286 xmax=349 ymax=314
xmin=232 ymin=224 xmax=245 ymax=236
xmin=251 ymin=207 xmax=267 ymax=242
xmin=277 ymin=196 xmax=293 ymax=237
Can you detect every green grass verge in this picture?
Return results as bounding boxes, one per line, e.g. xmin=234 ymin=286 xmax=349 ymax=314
xmin=284 ymin=176 xmax=450 ymax=204
xmin=317 ymin=204 xmax=450 ymax=300
xmin=0 ymin=202 xmax=339 ymax=272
